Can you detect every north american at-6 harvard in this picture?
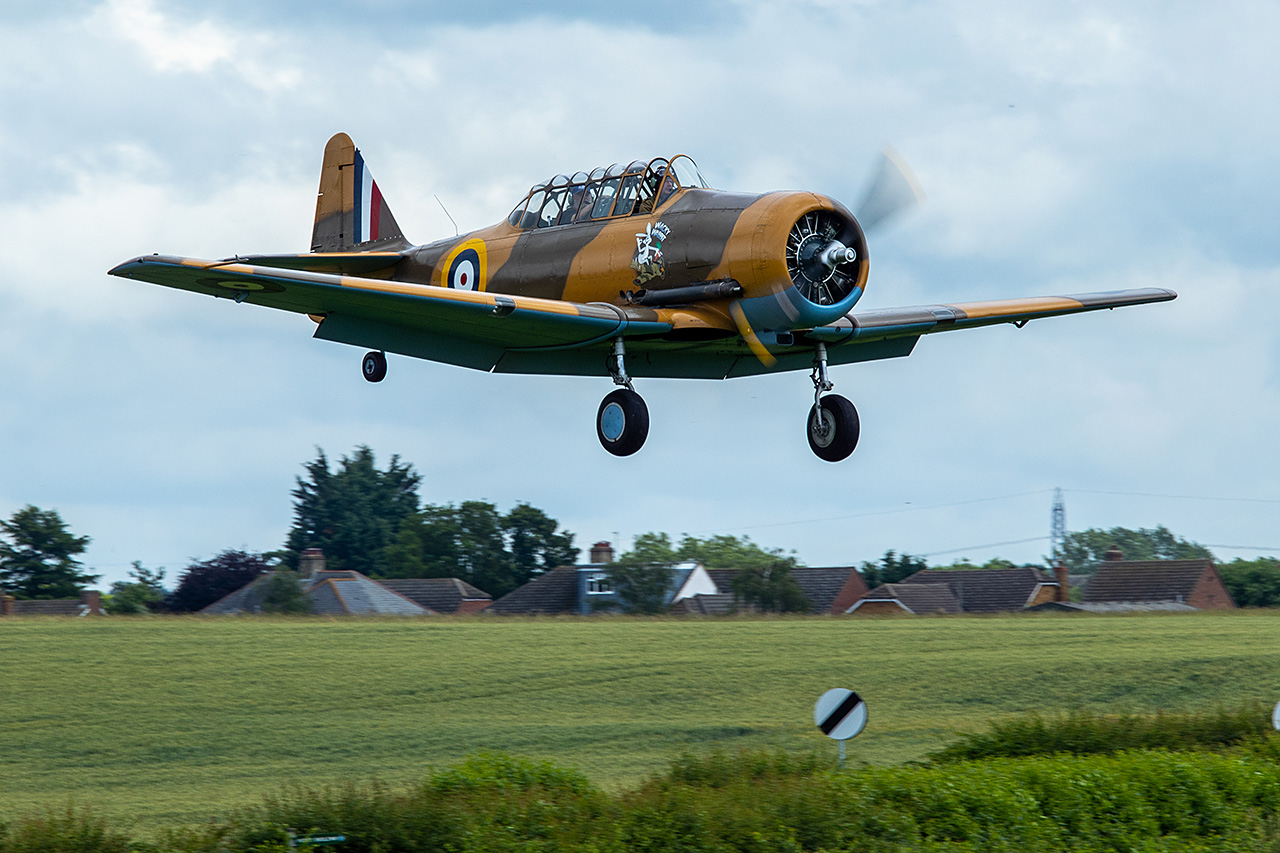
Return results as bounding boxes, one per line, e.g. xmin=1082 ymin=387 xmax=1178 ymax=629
xmin=110 ymin=134 xmax=1174 ymax=461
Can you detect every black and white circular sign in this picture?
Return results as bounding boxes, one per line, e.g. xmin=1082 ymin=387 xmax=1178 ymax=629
xmin=813 ymin=688 xmax=868 ymax=740
xmin=1272 ymin=700 xmax=1280 ymax=732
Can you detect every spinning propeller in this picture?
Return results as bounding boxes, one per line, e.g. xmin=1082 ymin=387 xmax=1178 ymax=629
xmin=731 ymin=146 xmax=926 ymax=365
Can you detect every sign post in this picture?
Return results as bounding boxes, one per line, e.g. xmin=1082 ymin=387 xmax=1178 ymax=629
xmin=287 ymin=830 xmax=346 ymax=849
xmin=1272 ymin=700 xmax=1280 ymax=733
xmin=813 ymin=688 xmax=868 ymax=767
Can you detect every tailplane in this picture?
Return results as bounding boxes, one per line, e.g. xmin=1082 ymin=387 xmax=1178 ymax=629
xmin=311 ymin=133 xmax=408 ymax=252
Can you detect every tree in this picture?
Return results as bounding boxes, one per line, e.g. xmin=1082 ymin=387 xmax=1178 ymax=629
xmin=731 ymin=558 xmax=810 ymax=612
xmin=627 ymin=532 xmax=678 ymax=565
xmin=382 ymin=500 xmax=577 ymax=597
xmin=505 ymin=503 xmax=577 ymax=579
xmin=1060 ymin=526 xmax=1213 ymax=573
xmin=105 ymin=561 xmax=166 ymax=614
xmin=167 ymin=550 xmax=270 ymax=612
xmin=0 ymin=505 xmax=97 ymax=599
xmin=284 ymin=446 xmax=421 ymax=576
xmin=1216 ymin=557 xmax=1280 ymax=607
xmin=859 ymin=550 xmax=927 ymax=587
xmin=605 ymin=556 xmax=674 ymax=614
xmin=676 ymin=534 xmax=796 ymax=569
xmin=260 ymin=572 xmax=310 ymax=614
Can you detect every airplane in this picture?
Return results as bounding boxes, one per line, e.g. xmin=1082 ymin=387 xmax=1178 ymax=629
xmin=109 ymin=133 xmax=1176 ymax=461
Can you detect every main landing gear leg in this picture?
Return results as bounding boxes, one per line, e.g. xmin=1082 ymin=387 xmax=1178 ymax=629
xmin=806 ymin=342 xmax=859 ymax=462
xmin=597 ymin=338 xmax=649 ymax=457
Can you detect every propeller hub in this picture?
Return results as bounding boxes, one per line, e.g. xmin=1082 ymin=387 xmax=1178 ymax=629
xmin=787 ymin=210 xmax=865 ymax=307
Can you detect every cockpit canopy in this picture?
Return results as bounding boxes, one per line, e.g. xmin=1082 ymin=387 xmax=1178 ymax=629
xmin=507 ymin=155 xmax=709 ymax=230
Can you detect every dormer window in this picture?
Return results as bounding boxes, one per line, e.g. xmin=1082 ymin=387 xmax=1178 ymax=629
xmin=586 ymin=573 xmax=612 ymax=594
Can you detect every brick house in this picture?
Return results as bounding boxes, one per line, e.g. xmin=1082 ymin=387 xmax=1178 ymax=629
xmin=1081 ymin=559 xmax=1236 ymax=610
xmin=0 ymin=590 xmax=105 ymax=617
xmin=847 ymin=566 xmax=1063 ymax=615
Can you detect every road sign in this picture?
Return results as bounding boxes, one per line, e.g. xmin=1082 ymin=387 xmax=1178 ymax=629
xmin=1273 ymin=700 xmax=1280 ymax=732
xmin=290 ymin=834 xmax=345 ymax=848
xmin=814 ymin=688 xmax=867 ymax=741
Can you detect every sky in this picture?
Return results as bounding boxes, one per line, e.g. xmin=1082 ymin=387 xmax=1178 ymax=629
xmin=1 ymin=0 xmax=1278 ymax=589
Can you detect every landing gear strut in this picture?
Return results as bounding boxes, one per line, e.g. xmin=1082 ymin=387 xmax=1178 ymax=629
xmin=807 ymin=342 xmax=859 ymax=462
xmin=597 ymin=338 xmax=648 ymax=456
xmin=362 ymin=350 xmax=387 ymax=383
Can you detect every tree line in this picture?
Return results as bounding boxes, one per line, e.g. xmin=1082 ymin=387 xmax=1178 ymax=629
xmin=4 ymin=457 xmax=1280 ymax=611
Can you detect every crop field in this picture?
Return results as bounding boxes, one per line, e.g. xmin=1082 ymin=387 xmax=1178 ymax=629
xmin=2 ymin=611 xmax=1280 ymax=833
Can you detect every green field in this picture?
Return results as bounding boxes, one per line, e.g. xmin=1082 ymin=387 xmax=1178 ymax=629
xmin=2 ymin=611 xmax=1279 ymax=833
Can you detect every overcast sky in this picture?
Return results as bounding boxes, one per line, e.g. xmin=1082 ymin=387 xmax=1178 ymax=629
xmin=2 ymin=0 xmax=1277 ymax=588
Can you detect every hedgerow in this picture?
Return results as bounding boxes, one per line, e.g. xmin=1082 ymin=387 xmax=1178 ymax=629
xmin=6 ymin=750 xmax=1280 ymax=852
xmin=930 ymin=704 xmax=1276 ymax=762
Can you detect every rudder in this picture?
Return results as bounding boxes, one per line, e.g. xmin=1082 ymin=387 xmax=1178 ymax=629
xmin=311 ymin=133 xmax=408 ymax=252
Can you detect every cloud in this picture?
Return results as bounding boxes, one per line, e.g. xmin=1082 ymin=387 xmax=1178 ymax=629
xmin=1 ymin=0 xmax=1277 ymax=587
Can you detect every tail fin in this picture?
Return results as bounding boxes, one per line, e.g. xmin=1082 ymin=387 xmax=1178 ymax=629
xmin=311 ymin=133 xmax=408 ymax=252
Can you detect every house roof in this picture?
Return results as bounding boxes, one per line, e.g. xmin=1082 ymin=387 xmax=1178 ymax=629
xmin=851 ymin=583 xmax=961 ymax=614
xmin=704 ymin=566 xmax=869 ymax=614
xmin=486 ymin=567 xmax=579 ymax=614
xmin=379 ymin=578 xmax=492 ymax=613
xmin=899 ymin=567 xmax=1057 ymax=612
xmin=200 ymin=570 xmax=432 ymax=616
xmin=308 ymin=571 xmax=432 ymax=616
xmin=1082 ymin=560 xmax=1217 ymax=604
xmin=670 ymin=593 xmax=738 ymax=616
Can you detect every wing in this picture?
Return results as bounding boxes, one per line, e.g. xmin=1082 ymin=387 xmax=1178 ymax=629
xmin=108 ymin=254 xmax=673 ymax=371
xmin=711 ymin=287 xmax=1178 ymax=378
xmin=109 ymin=255 xmax=1175 ymax=378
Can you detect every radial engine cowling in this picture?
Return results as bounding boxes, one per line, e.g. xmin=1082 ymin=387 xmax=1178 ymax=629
xmin=733 ymin=195 xmax=869 ymax=333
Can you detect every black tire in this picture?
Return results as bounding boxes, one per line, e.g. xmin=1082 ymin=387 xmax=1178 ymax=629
xmin=362 ymin=351 xmax=387 ymax=383
xmin=807 ymin=394 xmax=860 ymax=462
xmin=596 ymin=389 xmax=649 ymax=457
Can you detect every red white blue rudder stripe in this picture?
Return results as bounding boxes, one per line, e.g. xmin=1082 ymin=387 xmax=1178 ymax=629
xmin=351 ymin=149 xmax=384 ymax=244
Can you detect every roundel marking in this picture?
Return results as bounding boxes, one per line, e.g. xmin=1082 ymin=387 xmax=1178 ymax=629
xmin=441 ymin=239 xmax=488 ymax=292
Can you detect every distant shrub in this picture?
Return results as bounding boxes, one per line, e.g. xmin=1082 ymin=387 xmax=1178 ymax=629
xmin=930 ymin=705 xmax=1275 ymax=762
xmin=166 ymin=754 xmax=614 ymax=853
xmin=0 ymin=805 xmax=141 ymax=853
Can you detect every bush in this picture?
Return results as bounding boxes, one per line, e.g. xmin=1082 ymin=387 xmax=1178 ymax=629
xmin=930 ymin=705 xmax=1275 ymax=762
xmin=0 ymin=805 xmax=142 ymax=853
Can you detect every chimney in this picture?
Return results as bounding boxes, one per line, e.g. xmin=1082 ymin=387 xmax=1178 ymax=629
xmin=589 ymin=541 xmax=614 ymax=565
xmin=1 ymin=594 xmax=13 ymax=617
xmin=299 ymin=548 xmax=326 ymax=578
xmin=80 ymin=590 xmax=102 ymax=615
xmin=1054 ymin=563 xmax=1070 ymax=603
xmin=1103 ymin=545 xmax=1124 ymax=562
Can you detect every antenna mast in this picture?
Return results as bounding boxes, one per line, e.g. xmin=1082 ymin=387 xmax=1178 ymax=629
xmin=1050 ymin=487 xmax=1066 ymax=564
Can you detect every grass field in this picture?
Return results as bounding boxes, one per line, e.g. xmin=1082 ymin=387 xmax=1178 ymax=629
xmin=2 ymin=611 xmax=1279 ymax=833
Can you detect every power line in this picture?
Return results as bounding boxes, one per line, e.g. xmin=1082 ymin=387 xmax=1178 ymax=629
xmin=689 ymin=488 xmax=1052 ymax=535
xmin=921 ymin=536 xmax=1050 ymax=559
xmin=1068 ymin=489 xmax=1280 ymax=505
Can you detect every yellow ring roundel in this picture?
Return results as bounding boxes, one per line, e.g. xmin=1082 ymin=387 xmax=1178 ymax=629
xmin=441 ymin=238 xmax=488 ymax=292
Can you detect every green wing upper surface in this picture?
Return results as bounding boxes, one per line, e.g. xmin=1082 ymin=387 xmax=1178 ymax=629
xmin=108 ymin=254 xmax=671 ymax=371
xmin=109 ymin=254 xmax=1175 ymax=378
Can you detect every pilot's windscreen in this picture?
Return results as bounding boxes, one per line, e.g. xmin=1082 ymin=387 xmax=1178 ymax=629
xmin=613 ymin=174 xmax=642 ymax=217
xmin=590 ymin=178 xmax=621 ymax=219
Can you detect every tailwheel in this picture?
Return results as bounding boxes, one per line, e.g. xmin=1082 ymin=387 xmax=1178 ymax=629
xmin=807 ymin=394 xmax=860 ymax=462
xmin=362 ymin=350 xmax=387 ymax=383
xmin=597 ymin=389 xmax=649 ymax=457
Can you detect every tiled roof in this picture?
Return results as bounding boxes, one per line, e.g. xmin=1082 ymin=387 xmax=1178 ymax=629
xmin=704 ymin=567 xmax=869 ymax=614
xmin=1082 ymin=560 xmax=1215 ymax=604
xmin=379 ymin=578 xmax=492 ymax=613
xmin=671 ymin=593 xmax=738 ymax=615
xmin=201 ymin=570 xmax=432 ymax=615
xmin=852 ymin=583 xmax=961 ymax=614
xmin=486 ymin=567 xmax=578 ymax=614
xmin=899 ymin=567 xmax=1057 ymax=613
